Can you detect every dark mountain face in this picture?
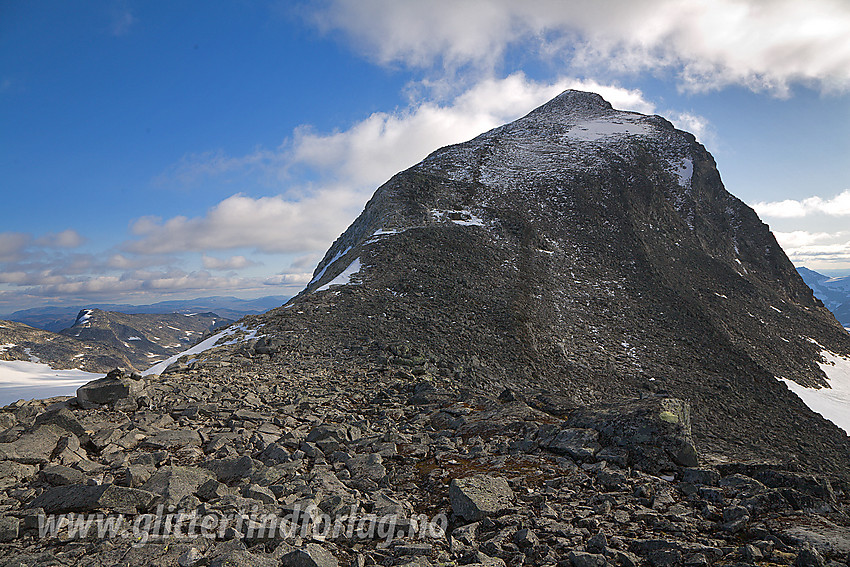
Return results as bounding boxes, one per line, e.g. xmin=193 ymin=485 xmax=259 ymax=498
xmin=0 ymin=319 xmax=136 ymax=373
xmin=254 ymin=90 xmax=850 ymax=474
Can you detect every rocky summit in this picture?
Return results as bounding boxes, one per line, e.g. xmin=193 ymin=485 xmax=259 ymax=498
xmin=1 ymin=90 xmax=850 ymax=567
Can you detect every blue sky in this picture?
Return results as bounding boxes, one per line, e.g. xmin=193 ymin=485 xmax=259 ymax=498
xmin=2 ymin=1 xmax=850 ymax=312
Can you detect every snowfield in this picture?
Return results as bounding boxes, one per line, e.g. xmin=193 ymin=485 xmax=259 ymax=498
xmin=0 ymin=323 xmax=265 ymax=405
xmin=0 ymin=360 xmax=102 ymax=406
xmin=780 ymin=350 xmax=850 ymax=435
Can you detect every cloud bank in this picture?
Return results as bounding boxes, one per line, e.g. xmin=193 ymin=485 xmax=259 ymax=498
xmin=312 ymin=0 xmax=850 ymax=95
xmin=754 ymin=190 xmax=850 ymax=218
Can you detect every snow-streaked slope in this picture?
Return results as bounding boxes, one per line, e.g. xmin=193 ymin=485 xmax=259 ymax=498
xmin=781 ymin=350 xmax=850 ymax=435
xmin=316 ymin=259 xmax=362 ymax=292
xmin=143 ymin=323 xmax=263 ymax=376
xmin=0 ymin=360 xmax=102 ymax=406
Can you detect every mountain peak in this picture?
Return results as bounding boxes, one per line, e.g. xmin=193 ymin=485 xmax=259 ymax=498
xmin=528 ymin=89 xmax=615 ymax=119
xmin=259 ymin=89 xmax=850 ymax=476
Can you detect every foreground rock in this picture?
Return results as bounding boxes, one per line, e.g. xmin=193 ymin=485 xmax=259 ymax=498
xmin=75 ymin=368 xmax=148 ymax=410
xmin=449 ymin=475 xmax=515 ymax=521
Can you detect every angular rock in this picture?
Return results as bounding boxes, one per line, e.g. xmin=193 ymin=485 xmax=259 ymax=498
xmin=30 ymin=483 xmax=156 ymax=514
xmin=682 ymin=468 xmax=720 ymax=487
xmin=306 ymin=423 xmax=361 ymax=444
xmin=76 ymin=368 xmax=147 ymax=409
xmin=33 ymin=407 xmax=87 ymax=439
xmin=42 ymin=464 xmax=86 ymax=486
xmin=210 ymin=549 xmax=279 ymax=567
xmin=568 ymin=397 xmax=699 ymax=472
xmin=141 ymin=466 xmax=215 ymax=507
xmin=0 ymin=460 xmax=37 ymax=489
xmin=569 ymin=551 xmax=609 ymax=567
xmin=540 ymin=427 xmax=602 ymax=460
xmin=202 ymin=456 xmax=257 ymax=483
xmin=0 ymin=516 xmax=20 ymax=543
xmin=280 ymin=543 xmax=339 ymax=567
xmin=243 ymin=483 xmax=276 ymax=505
xmin=141 ymin=429 xmax=202 ymax=449
xmin=794 ymin=544 xmax=825 ymax=567
xmin=0 ymin=424 xmax=67 ymax=464
xmin=449 ymin=474 xmax=514 ymax=521
xmin=346 ymin=452 xmax=386 ymax=481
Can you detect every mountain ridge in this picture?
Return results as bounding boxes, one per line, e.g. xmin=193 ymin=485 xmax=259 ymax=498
xmin=3 ymin=295 xmax=289 ymax=332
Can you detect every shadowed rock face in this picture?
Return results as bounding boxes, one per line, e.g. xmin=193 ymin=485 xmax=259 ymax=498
xmin=257 ymin=90 xmax=850 ymax=474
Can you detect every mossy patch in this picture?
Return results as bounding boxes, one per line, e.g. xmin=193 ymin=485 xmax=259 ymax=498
xmin=659 ymin=411 xmax=679 ymax=424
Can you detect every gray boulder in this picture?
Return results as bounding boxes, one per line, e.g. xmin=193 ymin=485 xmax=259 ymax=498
xmin=0 ymin=424 xmax=68 ymax=464
xmin=346 ymin=453 xmax=387 ymax=482
xmin=30 ymin=483 xmax=156 ymax=514
xmin=0 ymin=460 xmax=38 ymax=489
xmin=42 ymin=464 xmax=86 ymax=486
xmin=141 ymin=429 xmax=202 ymax=449
xmin=280 ymin=543 xmax=339 ymax=567
xmin=0 ymin=516 xmax=20 ymax=543
xmin=449 ymin=474 xmax=514 ymax=521
xmin=540 ymin=427 xmax=601 ymax=460
xmin=141 ymin=466 xmax=215 ymax=507
xmin=76 ymin=368 xmax=147 ymax=409
xmin=202 ymin=455 xmax=257 ymax=483
xmin=567 ymin=397 xmax=699 ymax=472
xmin=569 ymin=551 xmax=609 ymax=567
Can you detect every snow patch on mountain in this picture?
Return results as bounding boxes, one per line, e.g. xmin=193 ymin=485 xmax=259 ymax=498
xmin=143 ymin=323 xmax=264 ymax=376
xmin=669 ymin=157 xmax=693 ymax=188
xmin=316 ymin=259 xmax=362 ymax=292
xmin=432 ymin=210 xmax=485 ymax=226
xmin=564 ymin=119 xmax=651 ymax=142
xmin=780 ymin=350 xmax=850 ymax=434
xmin=310 ymin=246 xmax=353 ymax=286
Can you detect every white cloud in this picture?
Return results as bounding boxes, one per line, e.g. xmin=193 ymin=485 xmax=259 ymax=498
xmin=126 ymin=189 xmax=363 ymax=255
xmin=753 ymin=190 xmax=850 ymax=218
xmin=263 ymin=273 xmax=313 ymax=286
xmin=311 ymin=0 xmax=850 ymax=94
xmin=773 ymin=230 xmax=850 ymax=268
xmin=201 ymin=255 xmax=260 ymax=270
xmin=34 ymin=229 xmax=85 ymax=248
xmin=773 ymin=230 xmax=844 ymax=248
xmin=0 ymin=233 xmax=31 ymax=263
xmin=110 ymin=7 xmax=136 ymax=36
xmin=6 ymin=268 xmax=304 ymax=300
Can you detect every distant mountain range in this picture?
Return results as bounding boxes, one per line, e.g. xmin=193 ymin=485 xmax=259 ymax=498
xmin=1 ymin=295 xmax=289 ymax=332
xmin=0 ymin=309 xmax=234 ymax=373
xmin=797 ymin=267 xmax=850 ymax=328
